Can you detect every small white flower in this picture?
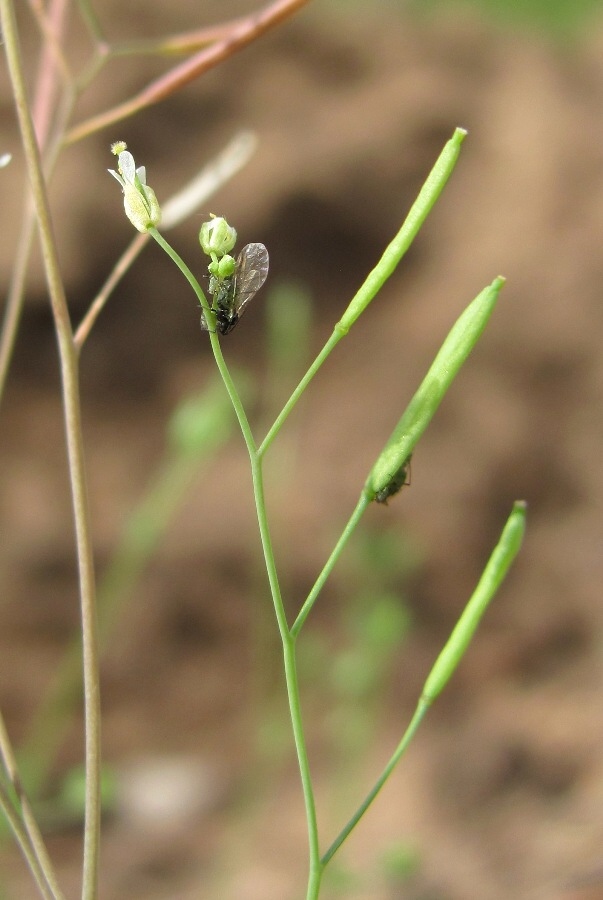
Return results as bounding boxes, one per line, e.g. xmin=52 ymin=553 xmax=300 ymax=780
xmin=108 ymin=142 xmax=160 ymax=232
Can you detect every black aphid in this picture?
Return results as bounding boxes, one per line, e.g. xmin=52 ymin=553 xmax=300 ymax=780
xmin=202 ymin=242 xmax=269 ymax=335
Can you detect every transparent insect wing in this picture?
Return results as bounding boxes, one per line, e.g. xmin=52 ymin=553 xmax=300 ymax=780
xmin=200 ymin=309 xmax=211 ymax=331
xmin=233 ymin=243 xmax=269 ymax=317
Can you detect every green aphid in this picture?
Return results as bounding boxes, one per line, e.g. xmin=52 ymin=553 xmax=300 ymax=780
xmin=374 ymin=454 xmax=412 ymax=504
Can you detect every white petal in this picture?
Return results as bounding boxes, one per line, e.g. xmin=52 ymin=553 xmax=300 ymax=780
xmin=118 ymin=151 xmax=136 ymax=183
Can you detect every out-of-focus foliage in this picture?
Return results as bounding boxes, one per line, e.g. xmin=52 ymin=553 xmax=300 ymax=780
xmin=407 ymin=0 xmax=602 ymax=38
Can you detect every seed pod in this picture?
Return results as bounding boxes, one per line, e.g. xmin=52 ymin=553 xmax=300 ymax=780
xmin=367 ymin=276 xmax=504 ymax=502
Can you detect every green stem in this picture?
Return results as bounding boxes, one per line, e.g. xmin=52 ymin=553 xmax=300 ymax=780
xmin=291 ymin=492 xmax=370 ymax=638
xmin=232 ymin=381 xmax=322 ymax=896
xmin=321 ymin=702 xmax=428 ymax=867
xmin=149 ymin=226 xmax=214 ymax=325
xmin=259 ymin=329 xmax=342 ymax=457
xmin=285 ymin=647 xmax=321 ymax=891
xmin=155 ymin=231 xmax=322 ymax=894
xmin=248 ymin=453 xmax=320 ymax=892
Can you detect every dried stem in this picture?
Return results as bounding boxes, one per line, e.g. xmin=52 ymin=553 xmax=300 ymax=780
xmin=0 ymin=2 xmax=102 ymax=897
xmin=65 ymin=0 xmax=313 ymax=144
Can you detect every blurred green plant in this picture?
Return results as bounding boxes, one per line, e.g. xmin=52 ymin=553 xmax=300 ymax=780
xmin=408 ymin=0 xmax=602 ymax=37
xmin=301 ymin=523 xmax=418 ymax=775
xmin=18 ymin=378 xmax=241 ymax=798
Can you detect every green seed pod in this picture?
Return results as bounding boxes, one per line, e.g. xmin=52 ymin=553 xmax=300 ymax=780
xmin=367 ymin=276 xmax=504 ymax=502
xmin=338 ymin=127 xmax=468 ymax=334
xmin=421 ymin=500 xmax=526 ymax=704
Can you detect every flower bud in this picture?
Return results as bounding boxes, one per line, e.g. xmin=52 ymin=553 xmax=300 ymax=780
xmin=208 ymin=255 xmax=235 ymax=297
xmin=199 ymin=215 xmax=237 ymax=258
xmin=108 ymin=143 xmax=161 ymax=232
xmin=216 ymin=254 xmax=236 ymax=278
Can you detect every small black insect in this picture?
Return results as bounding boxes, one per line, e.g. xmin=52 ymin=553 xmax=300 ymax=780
xmin=374 ymin=455 xmax=412 ymax=504
xmin=201 ymin=242 xmax=269 ymax=335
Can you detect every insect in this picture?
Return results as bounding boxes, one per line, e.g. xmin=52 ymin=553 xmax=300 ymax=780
xmin=374 ymin=454 xmax=412 ymax=504
xmin=201 ymin=242 xmax=269 ymax=335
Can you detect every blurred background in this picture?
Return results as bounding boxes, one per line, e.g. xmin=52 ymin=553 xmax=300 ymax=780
xmin=1 ymin=0 xmax=603 ymax=897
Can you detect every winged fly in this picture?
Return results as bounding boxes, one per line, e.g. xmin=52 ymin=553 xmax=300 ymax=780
xmin=201 ymin=242 xmax=269 ymax=335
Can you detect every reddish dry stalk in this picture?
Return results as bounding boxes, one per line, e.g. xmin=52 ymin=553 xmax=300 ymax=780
xmin=65 ymin=0 xmax=313 ymax=144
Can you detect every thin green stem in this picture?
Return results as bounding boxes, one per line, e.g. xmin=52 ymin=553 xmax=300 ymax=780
xmin=211 ymin=336 xmax=258 ymax=453
xmin=215 ymin=342 xmax=321 ymax=886
xmin=292 ymin=492 xmax=370 ymax=638
xmin=149 ymin=226 xmax=214 ymax=324
xmin=225 ymin=370 xmax=321 ymax=890
xmin=251 ymin=457 xmax=320 ymax=886
xmin=251 ymin=459 xmax=321 ymax=892
xmin=1 ymin=3 xmax=101 ymax=896
xmin=282 ymin=638 xmax=322 ymax=900
xmin=153 ymin=231 xmax=321 ymax=886
xmin=259 ymin=329 xmax=342 ymax=457
xmin=321 ymin=701 xmax=428 ymax=867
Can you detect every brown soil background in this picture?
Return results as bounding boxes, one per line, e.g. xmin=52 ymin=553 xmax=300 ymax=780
xmin=1 ymin=3 xmax=603 ymax=898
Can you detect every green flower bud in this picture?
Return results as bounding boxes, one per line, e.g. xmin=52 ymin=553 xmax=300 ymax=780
xmin=216 ymin=254 xmax=236 ymax=278
xmin=199 ymin=215 xmax=237 ymax=258
xmin=208 ymin=255 xmax=236 ymax=299
xmin=108 ymin=143 xmax=161 ymax=232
